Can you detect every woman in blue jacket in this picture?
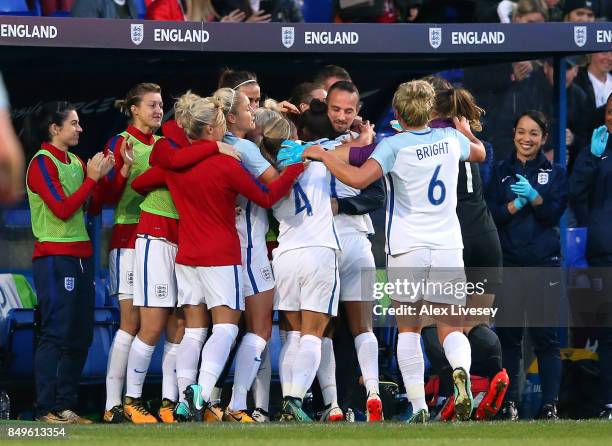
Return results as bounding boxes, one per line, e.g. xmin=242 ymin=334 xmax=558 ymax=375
xmin=486 ymin=110 xmax=567 ymax=420
xmin=569 ymin=93 xmax=612 ymax=419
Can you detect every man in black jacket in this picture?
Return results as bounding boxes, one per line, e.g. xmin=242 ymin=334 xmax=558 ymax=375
xmin=490 ymin=57 xmax=592 ymax=173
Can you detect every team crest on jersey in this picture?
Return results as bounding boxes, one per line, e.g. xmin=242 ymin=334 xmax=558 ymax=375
xmin=131 ymin=24 xmax=144 ymax=46
xmin=574 ymin=26 xmax=587 ymax=47
xmin=64 ymin=277 xmax=75 ymax=292
xmin=282 ymin=27 xmax=295 ymax=48
xmin=261 ymin=267 xmax=274 ymax=282
xmin=429 ymin=27 xmax=442 ymax=49
xmin=155 ymin=284 xmax=168 ymax=299
xmin=538 ymin=172 xmax=549 ymax=185
xmin=126 ymin=271 xmax=134 ymax=286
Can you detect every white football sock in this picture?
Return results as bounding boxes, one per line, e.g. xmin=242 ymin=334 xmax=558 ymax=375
xmin=289 ymin=335 xmax=322 ymax=400
xmin=355 ymin=331 xmax=380 ymax=396
xmin=105 ymin=329 xmax=134 ymax=410
xmin=252 ymin=344 xmax=271 ymax=411
xmin=176 ymin=327 xmax=207 ymax=403
xmin=198 ymin=323 xmax=239 ymax=403
xmin=229 ymin=333 xmax=267 ymax=411
xmin=397 ymin=332 xmax=427 ymax=412
xmin=279 ymin=330 xmax=301 ymax=396
xmin=162 ymin=341 xmax=179 ymax=402
xmin=125 ymin=336 xmax=155 ymax=399
xmin=316 ymin=337 xmax=338 ymax=407
xmin=443 ymin=330 xmax=472 ymax=372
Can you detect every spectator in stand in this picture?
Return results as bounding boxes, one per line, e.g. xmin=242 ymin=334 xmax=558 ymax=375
xmin=71 ymin=0 xmax=139 ymax=18
xmin=0 ymin=73 xmax=24 ymax=204
xmin=498 ymin=0 xmax=549 ymax=22
xmin=313 ymin=65 xmax=352 ymax=92
xmin=464 ymin=0 xmax=548 ymax=142
xmin=563 ymin=0 xmax=598 ymax=21
xmin=334 ymin=0 xmax=423 ymax=23
xmin=146 ymin=0 xmax=247 ymax=21
xmin=544 ymin=0 xmax=564 ymax=20
xmin=574 ymin=52 xmax=612 ymax=132
xmin=40 ymin=0 xmax=74 ymax=16
xmin=485 ymin=110 xmax=567 ymax=420
xmin=212 ymin=0 xmax=303 ymax=22
xmin=490 ymin=57 xmax=591 ymax=170
xmin=569 ymin=95 xmax=612 ymax=420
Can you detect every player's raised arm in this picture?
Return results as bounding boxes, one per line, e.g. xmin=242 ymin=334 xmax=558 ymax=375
xmin=303 ymin=145 xmax=383 ymax=190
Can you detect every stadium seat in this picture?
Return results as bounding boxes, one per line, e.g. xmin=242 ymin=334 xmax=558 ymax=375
xmin=0 ymin=0 xmax=40 ymax=15
xmin=566 ymin=227 xmax=588 ymax=268
xmin=81 ymin=307 xmax=119 ymax=383
xmin=302 ymin=0 xmax=333 ymax=22
xmin=133 ymin=0 xmax=146 ymax=19
xmin=2 ymin=209 xmax=31 ymax=228
xmin=3 ymin=308 xmax=36 ymax=379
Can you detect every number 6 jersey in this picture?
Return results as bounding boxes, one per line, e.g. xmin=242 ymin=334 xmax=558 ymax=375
xmin=369 ymin=127 xmax=470 ymax=256
xmin=272 ymin=161 xmax=342 ymax=258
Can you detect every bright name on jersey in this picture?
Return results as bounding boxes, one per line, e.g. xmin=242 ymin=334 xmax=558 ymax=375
xmin=154 ymin=28 xmax=210 ymax=43
xmin=0 ymin=24 xmax=57 ymax=39
xmin=451 ymin=31 xmax=505 ymax=45
xmin=416 ymin=141 xmax=450 ymax=160
xmin=304 ymin=31 xmax=359 ymax=45
xmin=597 ymin=30 xmax=612 ymax=43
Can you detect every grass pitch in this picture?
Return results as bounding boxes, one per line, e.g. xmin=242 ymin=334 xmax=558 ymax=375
xmin=2 ymin=420 xmax=612 ymax=446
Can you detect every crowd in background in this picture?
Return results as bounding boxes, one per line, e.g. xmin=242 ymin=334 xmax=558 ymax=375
xmin=18 ymin=0 xmax=611 ymax=23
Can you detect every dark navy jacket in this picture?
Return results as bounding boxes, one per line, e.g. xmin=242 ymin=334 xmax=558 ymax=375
xmin=569 ymin=136 xmax=612 ymax=266
xmin=485 ymin=151 xmax=567 ymax=267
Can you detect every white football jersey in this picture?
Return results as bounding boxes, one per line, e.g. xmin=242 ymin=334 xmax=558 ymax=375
xmin=272 ymin=161 xmax=341 ymax=257
xmin=224 ymin=132 xmax=271 ymax=251
xmin=369 ymin=127 xmax=470 ymax=255
xmin=310 ymin=137 xmax=374 ymax=235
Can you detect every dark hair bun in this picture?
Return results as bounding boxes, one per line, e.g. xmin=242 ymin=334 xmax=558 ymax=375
xmin=309 ymin=98 xmax=327 ymax=115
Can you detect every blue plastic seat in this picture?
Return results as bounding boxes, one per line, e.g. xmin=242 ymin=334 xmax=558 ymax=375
xmin=302 ymin=0 xmax=333 ymax=23
xmin=2 ymin=209 xmax=31 ymax=228
xmin=133 ymin=0 xmax=146 ymax=19
xmin=0 ymin=0 xmax=39 ymax=16
xmin=566 ymin=227 xmax=588 ymax=268
xmin=3 ymin=309 xmax=36 ymax=379
xmin=81 ymin=307 xmax=119 ymax=383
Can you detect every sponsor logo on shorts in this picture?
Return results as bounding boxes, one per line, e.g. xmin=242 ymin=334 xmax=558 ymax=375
xmin=126 ymin=271 xmax=134 ymax=286
xmin=64 ymin=277 xmax=75 ymax=292
xmin=155 ymin=284 xmax=168 ymax=299
xmin=131 ymin=23 xmax=144 ymax=45
xmin=261 ymin=267 xmax=274 ymax=282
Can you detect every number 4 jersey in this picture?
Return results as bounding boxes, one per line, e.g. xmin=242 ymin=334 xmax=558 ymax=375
xmin=370 ymin=127 xmax=470 ymax=255
xmin=272 ymin=161 xmax=342 ymax=258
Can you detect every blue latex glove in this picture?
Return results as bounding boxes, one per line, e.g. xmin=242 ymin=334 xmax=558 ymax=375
xmin=591 ymin=125 xmax=609 ymax=158
xmin=510 ymin=174 xmax=538 ymax=201
xmin=513 ymin=196 xmax=528 ymax=211
xmin=277 ymin=140 xmax=311 ymax=169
